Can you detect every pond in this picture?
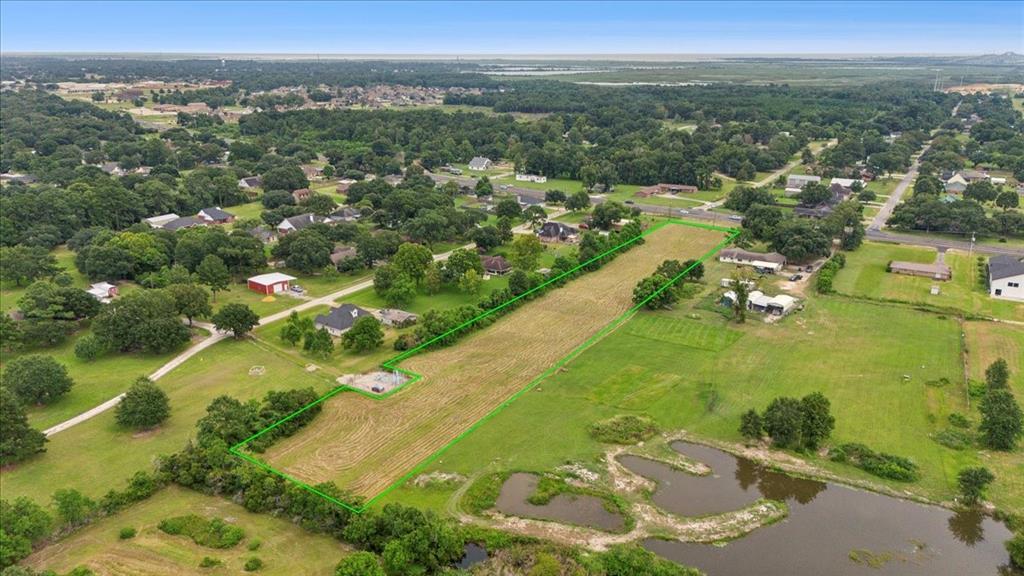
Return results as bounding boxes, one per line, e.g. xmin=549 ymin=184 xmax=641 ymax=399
xmin=494 ymin=472 xmax=625 ymax=532
xmin=623 ymin=442 xmax=1018 ymax=575
xmin=456 ymin=542 xmax=488 ymax=569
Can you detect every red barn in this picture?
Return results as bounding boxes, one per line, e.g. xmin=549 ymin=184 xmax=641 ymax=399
xmin=247 ymin=272 xmax=297 ymax=295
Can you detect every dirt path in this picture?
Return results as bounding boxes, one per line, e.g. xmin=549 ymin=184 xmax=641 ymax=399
xmin=260 ymin=224 xmax=726 ymax=498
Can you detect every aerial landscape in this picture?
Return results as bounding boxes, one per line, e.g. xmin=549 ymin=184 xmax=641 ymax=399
xmin=0 ymin=1 xmax=1023 ymax=574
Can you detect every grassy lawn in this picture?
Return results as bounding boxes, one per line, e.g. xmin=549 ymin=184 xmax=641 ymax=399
xmin=1 ymin=247 xmax=89 ymax=311
xmin=384 ymin=292 xmax=1017 ymax=512
xmin=227 ymin=200 xmax=264 ymax=221
xmin=342 ymin=276 xmax=510 ymax=317
xmin=0 ymin=338 xmax=336 ymax=505
xmin=865 ymin=177 xmax=901 ymax=196
xmin=832 ymin=242 xmax=1023 ymax=321
xmin=24 ymin=486 xmax=348 ymax=576
xmin=211 ymin=271 xmax=371 ymax=317
xmin=11 ymin=328 xmax=195 ymax=430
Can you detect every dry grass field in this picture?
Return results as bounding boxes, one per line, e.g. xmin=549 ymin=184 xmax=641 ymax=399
xmin=260 ymin=224 xmax=727 ymax=499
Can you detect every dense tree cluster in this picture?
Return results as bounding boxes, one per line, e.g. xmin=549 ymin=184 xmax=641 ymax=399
xmin=740 ymin=392 xmax=835 ymax=451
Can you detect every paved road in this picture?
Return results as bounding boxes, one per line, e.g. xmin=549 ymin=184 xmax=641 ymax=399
xmin=869 ymin=145 xmax=931 ymax=231
xmin=865 ymin=229 xmax=1024 ymax=257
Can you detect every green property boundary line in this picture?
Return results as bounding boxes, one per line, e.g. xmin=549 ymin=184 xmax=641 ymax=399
xmin=229 ymin=219 xmax=739 ymax=514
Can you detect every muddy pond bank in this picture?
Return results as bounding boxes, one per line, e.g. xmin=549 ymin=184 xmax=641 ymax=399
xmin=628 ymin=441 xmax=1017 ymax=575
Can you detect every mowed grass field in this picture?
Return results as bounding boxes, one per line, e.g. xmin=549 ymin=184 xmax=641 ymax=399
xmin=23 ymin=486 xmax=348 ymax=576
xmin=832 ymin=241 xmax=1024 ymax=322
xmin=382 ymin=292 xmax=1023 ymax=514
xmin=0 ymin=338 xmax=336 ymax=505
xmin=258 ymin=224 xmax=728 ymax=499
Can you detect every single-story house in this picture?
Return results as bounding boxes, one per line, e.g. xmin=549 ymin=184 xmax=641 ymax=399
xmin=247 ymin=272 xmax=297 ymax=295
xmin=328 ymin=206 xmax=362 ymax=223
xmin=786 ymin=174 xmax=821 ymax=189
xmin=329 ymin=245 xmax=358 ymax=266
xmin=537 ymin=221 xmax=579 ymax=243
xmin=718 ymin=248 xmax=787 ymax=273
xmin=314 ymin=304 xmax=372 ymax=336
xmin=793 ymin=205 xmax=834 ymax=219
xmin=888 ymin=261 xmax=952 ymax=281
xmin=277 ymin=213 xmax=326 ymax=234
xmin=991 ymin=177 xmax=1007 ymax=186
xmin=292 ymin=188 xmax=314 ymax=203
xmin=248 ymin=225 xmax=275 ymax=243
xmin=144 ymin=213 xmax=180 ymax=229
xmin=238 ymin=176 xmax=262 ymax=189
xmin=960 ymin=169 xmax=989 ymax=183
xmin=721 ymin=290 xmax=799 ymax=316
xmin=442 ymin=165 xmax=463 ymax=175
xmin=86 ymin=282 xmax=118 ymax=302
xmin=830 ymin=177 xmax=863 ymax=189
xmin=944 ymin=173 xmax=969 ymax=194
xmin=515 ymin=173 xmax=547 ymax=184
xmin=301 ymin=165 xmax=323 ymax=180
xmin=197 ymin=207 xmax=235 ymax=224
xmin=988 ymin=255 xmax=1024 ymax=301
xmin=383 ymin=174 xmax=404 ymax=186
xmin=482 ymin=255 xmax=511 ymax=275
xmin=100 ymin=162 xmax=125 ymax=177
xmin=637 ymin=183 xmax=698 ymax=197
xmin=163 ymin=216 xmax=205 ymax=232
xmin=468 ymin=156 xmax=493 ymax=171
xmin=517 ymin=195 xmax=545 ymax=207
xmin=375 ymin=308 xmax=418 ymax=328
xmin=336 ymin=178 xmax=357 ymax=193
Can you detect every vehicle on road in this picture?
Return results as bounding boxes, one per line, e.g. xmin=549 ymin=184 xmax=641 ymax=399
xmin=789 ymin=274 xmax=803 ymax=281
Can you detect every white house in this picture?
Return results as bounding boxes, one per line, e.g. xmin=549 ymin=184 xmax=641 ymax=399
xmin=830 ymin=177 xmax=864 ymax=189
xmin=786 ymin=174 xmax=821 ymax=189
xmin=718 ymin=248 xmax=788 ymax=274
xmin=468 ymin=156 xmax=493 ymax=171
xmin=515 ymin=173 xmax=547 ymax=184
xmin=86 ymin=282 xmax=118 ymax=303
xmin=144 ymin=213 xmax=180 ymax=228
xmin=989 ymin=255 xmax=1024 ymax=301
xmin=944 ymin=173 xmax=969 ymax=194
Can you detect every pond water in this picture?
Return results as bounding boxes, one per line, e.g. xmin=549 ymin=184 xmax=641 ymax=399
xmin=495 ymin=472 xmax=625 ymax=532
xmin=456 ymin=542 xmax=488 ymax=569
xmin=624 ymin=442 xmax=1018 ymax=576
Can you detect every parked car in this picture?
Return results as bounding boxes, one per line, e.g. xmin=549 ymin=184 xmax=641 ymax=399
xmin=624 ymin=200 xmax=635 ymax=204
xmin=290 ymin=284 xmax=304 ymax=293
xmin=789 ymin=274 xmax=803 ymax=281
xmin=727 ymin=215 xmax=743 ymax=222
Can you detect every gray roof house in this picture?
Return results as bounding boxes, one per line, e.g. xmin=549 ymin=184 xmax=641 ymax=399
xmin=277 ymin=213 xmax=327 ymax=234
xmin=468 ymin=156 xmax=493 ymax=171
xmin=328 ymin=206 xmax=362 ymax=223
xmin=238 ymin=176 xmax=263 ymax=188
xmin=314 ymin=304 xmax=372 ymax=336
xmin=163 ymin=216 xmax=205 ymax=232
xmin=537 ymin=221 xmax=579 ymax=243
xmin=988 ymin=255 xmax=1024 ymax=301
xmin=197 ymin=207 xmax=235 ymax=224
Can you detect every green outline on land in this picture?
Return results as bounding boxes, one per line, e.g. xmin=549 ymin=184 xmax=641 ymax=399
xmin=229 ymin=219 xmax=739 ymax=514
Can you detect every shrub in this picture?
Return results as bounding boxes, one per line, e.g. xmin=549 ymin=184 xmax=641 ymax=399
xmin=393 ymin=333 xmax=419 ymax=351
xmin=158 ymin=515 xmax=245 ymax=549
xmin=931 ymin=428 xmax=972 ymax=450
xmin=118 ymin=527 xmax=136 ymax=540
xmin=1007 ymin=532 xmax=1024 ymax=569
xmin=588 ymin=415 xmax=659 ymax=444
xmin=199 ymin=556 xmax=222 ymax=569
xmin=244 ymin=557 xmax=263 ymax=572
xmin=247 ymin=539 xmax=262 ymax=551
xmin=115 ymin=378 xmax=170 ymax=430
xmin=830 ymin=443 xmax=919 ymax=481
xmin=948 ymin=413 xmax=971 ymax=428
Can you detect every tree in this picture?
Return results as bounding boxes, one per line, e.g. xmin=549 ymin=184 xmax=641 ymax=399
xmin=93 ymin=289 xmax=190 ymax=354
xmin=52 ymin=489 xmax=96 ymax=529
xmin=523 ymin=205 xmax=547 ymax=227
xmin=383 ymin=274 xmax=417 ymax=308
xmin=544 ymin=189 xmax=567 ymax=204
xmin=957 ymin=467 xmax=995 ymax=506
xmin=799 ymin=392 xmax=835 ymax=450
xmin=509 ymin=234 xmax=543 ymax=272
xmin=996 ymin=190 xmax=1020 ymax=209
xmin=458 ymin=269 xmax=482 ymax=295
xmin=963 ymin=180 xmax=997 ymax=203
xmin=771 ymin=219 xmax=831 ymax=262
xmin=565 ymin=190 xmax=591 ymax=212
xmin=115 ymin=378 xmax=170 ymax=430
xmin=495 ymin=197 xmax=522 ymax=219
xmin=168 ymin=284 xmax=212 ymax=326
xmin=633 ymin=274 xmax=677 ymax=310
xmin=741 ymin=204 xmax=785 ymax=241
xmin=196 ymin=254 xmax=231 ymax=301
xmin=797 ymin=182 xmax=833 ymax=207
xmin=0 ymin=315 xmax=23 ymax=352
xmin=474 ymin=176 xmax=492 ymax=198
xmin=681 ymin=259 xmax=705 ymax=281
xmin=0 ymin=496 xmax=52 ymax=568
xmin=262 ymin=165 xmax=308 ymax=191
xmin=275 ymin=229 xmax=332 ymax=274
xmin=913 ymin=175 xmax=943 ymax=196
xmin=342 ymin=316 xmax=384 ymax=353
xmin=979 ymin=389 xmax=1023 ymax=451
xmin=212 ymin=303 xmax=260 ymax=338
xmin=763 ymin=396 xmax=804 ymax=448
xmin=303 ymin=328 xmax=335 ymax=358
xmin=0 ymin=246 xmax=59 ymax=287
xmin=469 ymin=226 xmax=501 ymax=252
xmin=391 ymin=243 xmax=433 ymax=285
xmin=0 ymin=388 xmax=47 ymax=465
xmin=985 ymin=358 xmax=1010 ymax=390
xmin=801 ymin=148 xmax=814 ymax=165
xmin=1 ymin=355 xmax=73 ymax=406
xmin=731 ymin=272 xmax=750 ymax=323
xmin=423 ymin=263 xmax=442 ymax=295
xmin=443 ymin=249 xmax=483 ymax=283
xmin=73 ymin=334 xmax=107 ymax=362
xmin=739 ymin=409 xmax=763 ymax=440
xmin=335 ymin=552 xmax=385 ymax=576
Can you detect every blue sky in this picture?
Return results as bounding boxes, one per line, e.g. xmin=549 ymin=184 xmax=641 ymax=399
xmin=1 ymin=1 xmax=1021 ymax=54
